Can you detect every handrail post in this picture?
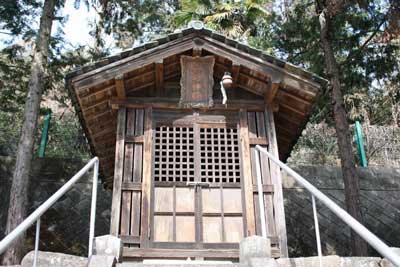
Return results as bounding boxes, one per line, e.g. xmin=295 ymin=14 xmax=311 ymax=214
xmin=311 ymin=195 xmax=323 ymax=267
xmin=33 ymin=218 xmax=41 ymax=267
xmin=254 ymin=150 xmax=267 ymax=238
xmin=88 ymin=159 xmax=99 ymax=257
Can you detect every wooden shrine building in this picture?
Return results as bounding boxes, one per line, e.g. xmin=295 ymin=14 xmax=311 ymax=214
xmin=66 ymin=23 xmax=326 ymax=260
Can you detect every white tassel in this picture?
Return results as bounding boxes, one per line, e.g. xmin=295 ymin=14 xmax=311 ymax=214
xmin=220 ymin=81 xmax=228 ymax=105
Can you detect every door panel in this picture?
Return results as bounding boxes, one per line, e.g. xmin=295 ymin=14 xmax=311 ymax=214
xmin=203 ymin=217 xmax=223 ymax=243
xmin=176 ymin=188 xmax=195 ymax=212
xmin=202 ymin=189 xmax=221 ymax=213
xmin=176 ymin=216 xmax=196 ymax=242
xmin=154 ymin=187 xmax=173 ymax=212
xmin=154 ymin=216 xmax=173 ymax=242
xmin=151 ymin=112 xmax=245 ymax=249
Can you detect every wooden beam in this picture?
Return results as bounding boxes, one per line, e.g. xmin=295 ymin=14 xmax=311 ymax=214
xmin=72 ymin=37 xmax=195 ymax=89
xmin=265 ymin=80 xmax=280 ymax=106
xmin=109 ymin=98 xmax=266 ymax=111
xmin=140 ymin=107 xmax=153 ymax=248
xmin=123 ymin=247 xmax=281 ymax=258
xmin=239 ymin=109 xmax=256 ymax=236
xmin=201 ymin=36 xmax=321 ymax=93
xmin=123 ymin=248 xmax=240 ymax=259
xmin=155 ymin=60 xmax=164 ymax=95
xmin=110 ymin=107 xmax=126 ymax=236
xmin=115 ymin=74 xmax=126 ymax=100
xmin=249 ymin=137 xmax=268 ymax=145
xmin=264 ymin=106 xmax=288 ymax=257
xmin=252 ymin=184 xmax=274 ymax=193
xmin=231 ymin=63 xmax=240 ymax=96
xmin=192 ymin=47 xmax=202 ymax=57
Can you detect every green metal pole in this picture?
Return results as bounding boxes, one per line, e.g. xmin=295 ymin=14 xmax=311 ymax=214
xmin=38 ymin=110 xmax=51 ymax=158
xmin=355 ymin=120 xmax=367 ymax=167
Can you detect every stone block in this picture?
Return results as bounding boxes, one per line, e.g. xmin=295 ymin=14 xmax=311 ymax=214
xmin=239 ymin=236 xmax=271 ymax=264
xmin=21 ymin=251 xmax=87 ymax=267
xmin=87 ymin=255 xmax=116 ymax=267
xmin=276 ymin=255 xmax=340 ymax=267
xmin=94 ymin=235 xmax=123 ymax=262
xmin=341 ymin=257 xmax=381 ymax=267
xmin=249 ymin=258 xmax=277 ymax=267
xmin=381 ymin=247 xmax=400 ymax=267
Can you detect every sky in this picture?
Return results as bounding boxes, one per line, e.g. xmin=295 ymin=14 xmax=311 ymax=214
xmin=0 ymin=0 xmax=114 ymax=50
xmin=61 ymin=0 xmax=97 ymax=47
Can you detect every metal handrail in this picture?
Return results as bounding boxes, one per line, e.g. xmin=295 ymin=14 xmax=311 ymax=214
xmin=255 ymin=145 xmax=400 ymax=267
xmin=0 ymin=157 xmax=99 ymax=266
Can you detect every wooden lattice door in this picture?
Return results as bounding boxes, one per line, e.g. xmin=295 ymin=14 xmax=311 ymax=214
xmin=150 ymin=114 xmax=245 ymax=249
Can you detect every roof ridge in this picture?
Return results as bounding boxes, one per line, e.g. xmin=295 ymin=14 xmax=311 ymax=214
xmin=66 ymin=23 xmax=327 ymax=86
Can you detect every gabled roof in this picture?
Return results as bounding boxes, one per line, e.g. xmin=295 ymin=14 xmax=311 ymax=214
xmin=66 ymin=25 xmax=327 ymax=187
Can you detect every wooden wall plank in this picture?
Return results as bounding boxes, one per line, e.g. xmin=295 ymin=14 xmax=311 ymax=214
xmin=131 ymin=109 xmax=144 ymax=237
xmin=256 ymin=111 xmax=276 ymax=237
xmin=110 ymin=107 xmax=127 ymax=236
xmin=140 ymin=107 xmax=153 ymax=247
xmin=265 ymin=107 xmax=288 ymax=257
xmin=239 ymin=109 xmax=256 ymax=236
xmin=120 ymin=109 xmax=135 ymax=235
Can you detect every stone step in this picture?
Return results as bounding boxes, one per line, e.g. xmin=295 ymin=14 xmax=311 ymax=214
xmin=13 ymin=251 xmax=396 ymax=267
xmin=117 ymin=261 xmax=245 ymax=267
xmin=20 ymin=251 xmax=87 ymax=267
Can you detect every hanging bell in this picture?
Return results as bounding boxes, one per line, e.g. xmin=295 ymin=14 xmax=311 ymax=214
xmin=221 ymin=72 xmax=233 ymax=89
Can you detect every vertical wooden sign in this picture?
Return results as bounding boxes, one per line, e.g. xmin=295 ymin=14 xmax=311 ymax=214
xmin=180 ymin=55 xmax=215 ymax=107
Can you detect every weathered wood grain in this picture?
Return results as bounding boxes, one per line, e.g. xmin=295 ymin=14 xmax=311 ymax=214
xmin=265 ymin=106 xmax=288 ymax=257
xmin=140 ymin=107 xmax=153 ymax=247
xmin=110 ymin=107 xmax=127 ymax=236
xmin=239 ymin=109 xmax=256 ymax=236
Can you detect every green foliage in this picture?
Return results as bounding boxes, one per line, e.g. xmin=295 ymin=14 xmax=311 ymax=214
xmin=0 ymin=0 xmax=41 ymax=37
xmin=43 ymin=113 xmax=90 ymax=159
xmin=97 ymin=0 xmax=179 ymax=48
xmin=0 ymin=45 xmax=32 ymax=112
xmin=250 ymin=0 xmax=400 ymax=124
xmin=174 ymin=0 xmax=270 ymax=40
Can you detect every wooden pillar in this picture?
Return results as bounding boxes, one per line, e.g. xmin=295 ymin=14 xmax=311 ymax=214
xmin=239 ymin=109 xmax=256 ymax=236
xmin=140 ymin=107 xmax=153 ymax=247
xmin=110 ymin=107 xmax=127 ymax=236
xmin=264 ymin=107 xmax=288 ymax=257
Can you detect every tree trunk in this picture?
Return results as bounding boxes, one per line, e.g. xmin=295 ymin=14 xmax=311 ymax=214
xmin=1 ymin=0 xmax=56 ymax=265
xmin=318 ymin=8 xmax=368 ymax=256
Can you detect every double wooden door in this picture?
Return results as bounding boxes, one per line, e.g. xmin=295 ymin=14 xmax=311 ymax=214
xmin=150 ymin=112 xmax=245 ymax=249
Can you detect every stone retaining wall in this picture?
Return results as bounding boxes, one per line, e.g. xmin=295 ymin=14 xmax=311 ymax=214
xmin=1 ymin=157 xmax=399 ymax=257
xmin=0 ymin=157 xmax=111 ymax=256
xmin=284 ymin=165 xmax=400 ymax=257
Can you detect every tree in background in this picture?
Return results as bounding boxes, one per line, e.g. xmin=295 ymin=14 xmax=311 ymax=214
xmin=316 ymin=0 xmax=368 ymax=255
xmin=1 ymin=0 xmax=57 ymax=264
xmin=95 ymin=0 xmax=179 ymax=49
xmin=250 ymin=0 xmax=400 ymax=255
xmin=174 ymin=0 xmax=269 ymax=40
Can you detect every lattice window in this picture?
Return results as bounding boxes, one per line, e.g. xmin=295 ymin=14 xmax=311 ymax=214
xmin=154 ymin=126 xmax=195 ymax=182
xmin=200 ymin=127 xmax=241 ymax=184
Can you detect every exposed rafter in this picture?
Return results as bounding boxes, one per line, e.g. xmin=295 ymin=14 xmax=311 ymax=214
xmin=231 ymin=63 xmax=240 ymax=89
xmin=115 ymin=74 xmax=126 ymax=100
xmin=155 ymin=60 xmax=164 ymax=95
xmin=265 ymin=80 xmax=280 ymax=106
